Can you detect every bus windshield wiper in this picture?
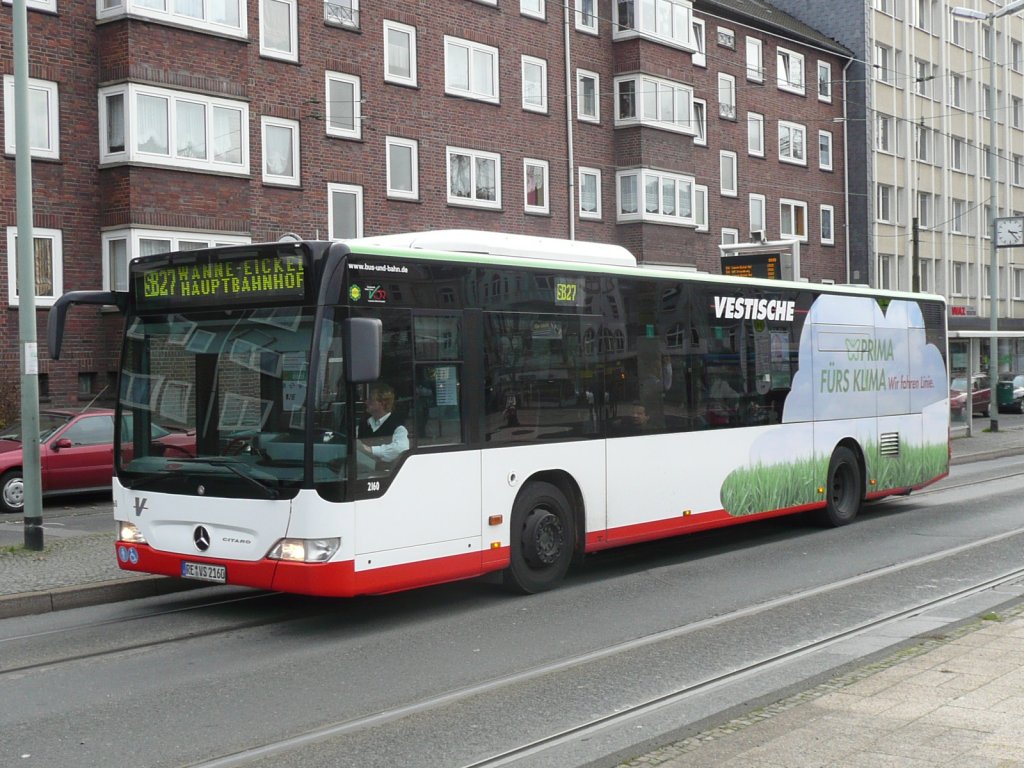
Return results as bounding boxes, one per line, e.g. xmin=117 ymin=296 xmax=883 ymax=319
xmin=133 ymin=457 xmax=281 ymax=499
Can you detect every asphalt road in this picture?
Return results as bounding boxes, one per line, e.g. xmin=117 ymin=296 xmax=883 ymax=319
xmin=2 ymin=452 xmax=1023 ymax=768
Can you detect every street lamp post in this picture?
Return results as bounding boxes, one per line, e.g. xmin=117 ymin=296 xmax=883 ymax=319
xmin=952 ymin=0 xmax=1024 ymax=432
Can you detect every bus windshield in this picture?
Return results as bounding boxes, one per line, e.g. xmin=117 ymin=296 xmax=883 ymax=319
xmin=116 ymin=306 xmax=321 ymax=499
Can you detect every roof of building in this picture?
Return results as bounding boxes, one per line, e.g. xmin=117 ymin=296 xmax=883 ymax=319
xmin=696 ymin=0 xmax=853 ymax=58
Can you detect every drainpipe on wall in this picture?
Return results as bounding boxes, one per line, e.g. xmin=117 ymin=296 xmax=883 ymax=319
xmin=842 ymin=56 xmax=853 ymax=285
xmin=564 ymin=0 xmax=576 ymax=240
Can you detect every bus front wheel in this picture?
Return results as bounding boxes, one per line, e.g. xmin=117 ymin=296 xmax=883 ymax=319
xmin=817 ymin=446 xmax=862 ymax=527
xmin=504 ymin=481 xmax=574 ymax=594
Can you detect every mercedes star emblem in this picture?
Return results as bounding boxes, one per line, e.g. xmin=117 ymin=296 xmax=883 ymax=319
xmin=193 ymin=525 xmax=211 ymax=552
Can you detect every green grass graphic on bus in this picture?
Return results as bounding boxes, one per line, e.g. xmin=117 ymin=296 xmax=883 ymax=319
xmin=719 ymin=294 xmax=949 ymax=517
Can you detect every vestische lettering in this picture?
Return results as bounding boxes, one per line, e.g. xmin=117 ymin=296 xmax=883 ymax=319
xmin=713 ymin=295 xmax=796 ymax=322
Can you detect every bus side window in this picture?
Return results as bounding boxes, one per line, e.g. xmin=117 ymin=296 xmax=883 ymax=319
xmin=415 ymin=365 xmax=462 ymax=446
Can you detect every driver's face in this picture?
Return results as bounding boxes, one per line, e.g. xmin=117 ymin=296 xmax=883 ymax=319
xmin=366 ymin=397 xmax=386 ymax=419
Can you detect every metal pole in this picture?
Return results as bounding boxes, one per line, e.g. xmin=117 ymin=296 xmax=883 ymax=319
xmin=13 ymin=0 xmax=43 ymax=549
xmin=987 ymin=12 xmax=1000 ymax=432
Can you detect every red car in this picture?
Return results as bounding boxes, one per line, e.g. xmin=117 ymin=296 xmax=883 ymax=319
xmin=949 ymin=375 xmax=991 ymax=419
xmin=0 ymin=408 xmax=194 ymax=514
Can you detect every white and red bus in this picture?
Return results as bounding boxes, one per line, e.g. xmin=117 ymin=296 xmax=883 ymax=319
xmin=48 ymin=231 xmax=951 ymax=596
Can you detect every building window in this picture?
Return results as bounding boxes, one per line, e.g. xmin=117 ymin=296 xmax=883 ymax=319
xmin=876 ymin=184 xmax=895 ymax=223
xmin=747 ymin=112 xmax=764 ymax=156
xmin=613 ymin=0 xmax=693 ymax=50
xmin=325 ymin=71 xmax=361 ymax=140
xmin=3 ymin=75 xmax=59 ymax=160
xmin=745 ymin=36 xmax=763 ymax=81
xmin=260 ymin=0 xmax=297 ymax=62
xmin=522 ymin=56 xmax=548 ymax=113
xmin=721 ymin=228 xmax=739 ymax=245
xmin=749 ymin=194 xmax=766 ymax=237
xmin=949 ymin=73 xmax=965 ymax=109
xmin=616 ymin=168 xmax=696 ymax=225
xmin=950 ymin=135 xmax=966 ymax=171
xmin=777 ymin=47 xmax=805 ymax=94
xmin=521 ymin=0 xmax=545 ymax=20
xmin=445 ymin=36 xmax=499 ymax=104
xmin=951 ymin=198 xmax=967 ymax=234
xmin=1013 ymin=96 xmax=1023 ymax=129
xmin=690 ymin=17 xmax=706 ymax=66
xmin=778 ymin=121 xmax=806 ymax=165
xmin=99 ymin=84 xmax=248 ymax=174
xmin=614 ymin=74 xmax=694 ymax=134
xmin=718 ymin=73 xmax=735 ymax=120
xmin=261 ymin=116 xmax=299 ymax=186
xmin=6 ymin=227 xmax=62 ymax=307
xmin=717 ymin=26 xmax=735 ymax=49
xmin=952 ymin=262 xmax=965 ymax=296
xmin=876 ymin=114 xmax=894 ymax=154
xmin=524 ymin=158 xmax=549 ymax=214
xmin=328 ymin=183 xmax=363 ymax=239
xmin=874 ymin=43 xmax=894 ymax=84
xmin=575 ymin=0 xmax=597 ymax=33
xmin=384 ymin=20 xmax=417 ymax=87
xmin=819 ymin=130 xmax=833 ymax=170
xmin=817 ymin=61 xmax=832 ymax=102
xmin=579 ymin=167 xmax=602 ymax=219
xmin=97 ymin=0 xmax=245 ymax=37
xmin=386 ymin=136 xmax=418 ymax=200
xmin=1013 ymin=154 xmax=1024 ymax=187
xmin=447 ymin=146 xmax=501 ymax=209
xmin=878 ymin=254 xmax=892 ymax=290
xmin=919 ymin=259 xmax=933 ymax=293
xmin=913 ymin=59 xmax=932 ymax=98
xmin=779 ymin=199 xmax=807 ymax=240
xmin=820 ymin=205 xmax=835 ymax=245
xmin=720 ymin=151 xmax=737 ymax=197
xmin=325 ymin=0 xmax=359 ymax=28
xmin=1014 ymin=267 xmax=1024 ymax=299
xmin=692 ymin=99 xmax=706 ymax=145
xmin=917 ymin=192 xmax=933 ymax=227
xmin=101 ymin=229 xmax=250 ymax=291
xmin=915 ymin=124 xmax=932 ymax=163
xmin=577 ymin=69 xmax=600 ymax=122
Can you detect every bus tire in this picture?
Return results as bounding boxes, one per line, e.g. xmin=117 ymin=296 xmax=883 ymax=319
xmin=1 ymin=470 xmax=25 ymax=514
xmin=817 ymin=446 xmax=862 ymax=527
xmin=504 ymin=481 xmax=574 ymax=594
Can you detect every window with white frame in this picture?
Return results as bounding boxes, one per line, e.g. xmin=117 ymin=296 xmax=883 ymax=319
xmin=919 ymin=258 xmax=933 ymax=293
xmin=577 ymin=69 xmax=600 ymax=122
xmin=876 ymin=114 xmax=894 ymax=154
xmin=261 ymin=116 xmax=299 ymax=186
xmin=1014 ymin=267 xmax=1024 ymax=299
xmin=690 ymin=17 xmax=705 ymax=66
xmin=915 ymin=0 xmax=933 ymax=32
xmin=1013 ymin=96 xmax=1023 ymax=128
xmin=3 ymin=75 xmax=59 ymax=160
xmin=778 ymin=121 xmax=806 ymax=164
xmin=777 ymin=47 xmax=805 ymax=94
xmin=718 ymin=73 xmax=735 ymax=120
xmin=101 ymin=229 xmax=250 ymax=292
xmin=747 ymin=112 xmax=764 ymax=156
xmin=386 ymin=136 xmax=418 ymax=200
xmin=614 ymin=74 xmax=694 ymax=134
xmin=1014 ymin=154 xmax=1024 ymax=186
xmin=819 ymin=130 xmax=833 ymax=170
xmin=915 ymin=124 xmax=932 ymax=163
xmin=717 ymin=26 xmax=735 ymax=49
xmin=1012 ymin=39 xmax=1023 ymax=72
xmin=952 ymin=261 xmax=965 ymax=295
xmin=613 ymin=0 xmax=693 ymax=50
xmin=260 ymin=0 xmax=297 ymax=62
xmin=575 ymin=0 xmax=597 ymax=33
xmin=720 ymin=151 xmax=737 ymax=197
xmin=384 ymin=20 xmax=417 ymax=87
xmin=447 ymin=146 xmax=501 ymax=209
xmin=820 ymin=204 xmax=835 ymax=244
xmin=445 ymin=36 xmax=499 ymax=104
xmin=524 ymin=158 xmax=549 ymax=214
xmin=616 ymin=168 xmax=696 ymax=225
xmin=692 ymin=99 xmax=706 ymax=145
xmin=99 ymin=84 xmax=248 ymax=174
xmin=874 ymin=43 xmax=895 ymax=84
xmin=951 ymin=198 xmax=967 ymax=234
xmin=745 ymin=36 xmax=763 ymax=81
xmin=579 ymin=167 xmax=602 ymax=219
xmin=917 ymin=191 xmax=933 ymax=227
xmin=522 ymin=56 xmax=548 ymax=113
xmin=949 ymin=73 xmax=965 ymax=108
xmin=951 ymin=16 xmax=968 ymax=47
xmin=876 ymin=184 xmax=895 ymax=223
xmin=878 ymin=254 xmax=892 ymax=290
xmin=6 ymin=227 xmax=62 ymax=307
xmin=694 ymin=185 xmax=708 ymax=230
xmin=720 ymin=228 xmax=739 ymax=245
xmin=521 ymin=0 xmax=544 ymax=19
xmin=324 ymin=0 xmax=359 ymax=28
xmin=950 ymin=136 xmax=966 ymax=171
xmin=5 ymin=0 xmax=56 ymax=11
xmin=325 ymin=71 xmax=361 ymax=140
xmin=779 ymin=199 xmax=807 ymax=240
xmin=96 ymin=0 xmax=245 ymax=38
xmin=328 ymin=183 xmax=363 ymax=239
xmin=817 ymin=61 xmax=832 ymax=102
xmin=749 ymin=193 xmax=766 ymax=237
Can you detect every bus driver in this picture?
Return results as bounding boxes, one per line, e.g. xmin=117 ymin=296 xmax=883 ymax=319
xmin=358 ymin=383 xmax=410 ymax=467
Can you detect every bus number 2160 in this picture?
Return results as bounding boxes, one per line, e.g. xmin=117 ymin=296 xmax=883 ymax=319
xmin=366 ymin=481 xmax=381 ymax=493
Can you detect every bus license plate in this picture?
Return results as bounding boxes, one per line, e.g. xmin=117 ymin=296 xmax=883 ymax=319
xmin=181 ymin=561 xmax=227 ymax=583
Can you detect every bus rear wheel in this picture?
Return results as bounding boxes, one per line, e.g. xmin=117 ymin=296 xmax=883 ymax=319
xmin=504 ymin=481 xmax=574 ymax=594
xmin=817 ymin=446 xmax=862 ymax=527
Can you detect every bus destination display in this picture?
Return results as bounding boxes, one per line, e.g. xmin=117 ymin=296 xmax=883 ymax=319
xmin=722 ymin=253 xmax=780 ymax=280
xmin=136 ymin=252 xmax=306 ymax=309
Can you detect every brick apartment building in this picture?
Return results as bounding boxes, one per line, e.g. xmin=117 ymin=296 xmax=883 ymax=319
xmin=0 ymin=0 xmax=850 ymax=408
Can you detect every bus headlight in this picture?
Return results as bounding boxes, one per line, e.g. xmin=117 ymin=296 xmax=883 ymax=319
xmin=267 ymin=537 xmax=340 ymax=563
xmin=118 ymin=521 xmax=147 ymax=544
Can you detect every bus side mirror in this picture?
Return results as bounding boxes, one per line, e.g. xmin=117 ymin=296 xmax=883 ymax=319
xmin=343 ymin=317 xmax=382 ymax=384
